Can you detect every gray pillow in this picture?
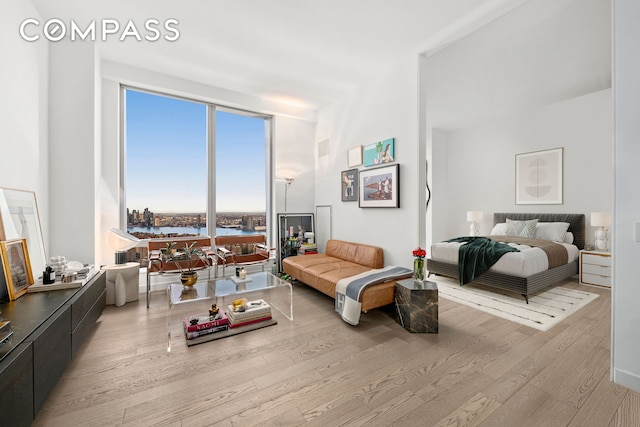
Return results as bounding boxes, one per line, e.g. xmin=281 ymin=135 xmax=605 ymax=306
xmin=506 ymin=218 xmax=538 ymax=238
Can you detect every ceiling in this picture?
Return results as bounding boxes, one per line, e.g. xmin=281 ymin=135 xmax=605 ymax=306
xmin=30 ymin=0 xmax=610 ymax=127
xmin=30 ymin=0 xmax=524 ymax=112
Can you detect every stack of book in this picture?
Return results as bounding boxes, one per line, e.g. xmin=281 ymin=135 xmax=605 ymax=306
xmin=183 ymin=311 xmax=229 ymax=340
xmin=298 ymin=243 xmax=318 ymax=255
xmin=227 ymin=299 xmax=272 ymax=328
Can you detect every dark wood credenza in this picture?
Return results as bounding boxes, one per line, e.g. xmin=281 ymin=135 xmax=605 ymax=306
xmin=0 ymin=270 xmax=106 ymax=426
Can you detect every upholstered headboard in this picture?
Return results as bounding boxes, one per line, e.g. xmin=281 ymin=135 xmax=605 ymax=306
xmin=493 ymin=213 xmax=586 ymax=250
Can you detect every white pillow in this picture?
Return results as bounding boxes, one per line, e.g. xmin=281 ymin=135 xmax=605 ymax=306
xmin=490 ymin=223 xmax=510 ymax=235
xmin=563 ymin=231 xmax=574 ymax=244
xmin=535 ymin=222 xmax=570 ymax=242
xmin=506 ymin=218 xmax=538 ymax=238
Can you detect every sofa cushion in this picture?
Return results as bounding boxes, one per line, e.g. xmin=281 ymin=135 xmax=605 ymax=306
xmin=326 ymin=240 xmax=383 ymax=269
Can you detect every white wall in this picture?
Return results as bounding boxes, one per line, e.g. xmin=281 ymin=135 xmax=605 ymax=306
xmin=48 ymin=41 xmax=98 ymax=263
xmin=612 ymin=0 xmax=640 ymax=393
xmin=0 ymin=2 xmax=49 ymax=251
xmin=315 ymin=54 xmax=422 ymax=268
xmin=431 ymin=89 xmax=612 ymax=244
xmin=273 ymin=115 xmax=316 ymax=214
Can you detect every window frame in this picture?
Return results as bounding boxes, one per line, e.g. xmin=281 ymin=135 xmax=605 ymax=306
xmin=119 ymin=85 xmax=274 ymax=247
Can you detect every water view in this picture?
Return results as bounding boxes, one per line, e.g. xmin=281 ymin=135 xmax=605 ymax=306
xmin=127 ymin=226 xmax=265 ymax=237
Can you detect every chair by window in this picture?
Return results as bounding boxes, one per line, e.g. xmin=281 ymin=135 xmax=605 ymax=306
xmin=146 ymin=236 xmax=215 ymax=308
xmin=214 ymin=234 xmax=274 ymax=277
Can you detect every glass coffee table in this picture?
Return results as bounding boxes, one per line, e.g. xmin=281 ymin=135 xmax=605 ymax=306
xmin=166 ymin=271 xmax=292 ymax=351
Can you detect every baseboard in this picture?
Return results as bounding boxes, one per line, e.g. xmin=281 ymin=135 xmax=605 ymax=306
xmin=613 ymin=367 xmax=640 ymax=393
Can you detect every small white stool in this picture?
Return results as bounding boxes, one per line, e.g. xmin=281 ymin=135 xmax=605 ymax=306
xmin=103 ymin=262 xmax=140 ymax=306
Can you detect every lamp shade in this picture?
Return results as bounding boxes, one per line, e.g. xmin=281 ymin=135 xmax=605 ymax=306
xmin=467 ymin=211 xmax=483 ymax=222
xmin=107 ymin=228 xmax=143 ymax=252
xmin=590 ymin=212 xmax=611 ymax=228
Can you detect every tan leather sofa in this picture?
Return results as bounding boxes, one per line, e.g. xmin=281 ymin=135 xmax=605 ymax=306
xmin=282 ymin=239 xmax=408 ymax=311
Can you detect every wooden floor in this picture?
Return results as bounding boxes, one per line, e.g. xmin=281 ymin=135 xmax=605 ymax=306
xmin=33 ymin=279 xmax=640 ymax=427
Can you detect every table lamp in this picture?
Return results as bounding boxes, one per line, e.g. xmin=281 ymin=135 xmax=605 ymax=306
xmin=107 ymin=228 xmax=143 ymax=264
xmin=591 ymin=212 xmax=611 ymax=251
xmin=467 ymin=211 xmax=483 ymax=237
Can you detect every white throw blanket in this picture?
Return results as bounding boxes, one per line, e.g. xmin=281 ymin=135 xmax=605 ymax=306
xmin=335 ymin=266 xmax=412 ymax=325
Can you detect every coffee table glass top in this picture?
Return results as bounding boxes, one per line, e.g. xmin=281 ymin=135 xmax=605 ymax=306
xmin=168 ymin=272 xmax=291 ymax=315
xmin=166 ymin=271 xmax=292 ymax=352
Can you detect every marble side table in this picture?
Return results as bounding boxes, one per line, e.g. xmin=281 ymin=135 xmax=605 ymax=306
xmin=395 ymin=279 xmax=438 ymax=333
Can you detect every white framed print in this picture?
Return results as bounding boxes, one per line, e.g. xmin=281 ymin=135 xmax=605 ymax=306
xmin=347 ymin=145 xmax=363 ymax=167
xmin=515 ymin=148 xmax=563 ymax=205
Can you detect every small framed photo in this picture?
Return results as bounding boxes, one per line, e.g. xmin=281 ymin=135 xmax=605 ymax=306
xmin=363 ymin=137 xmax=395 ymax=167
xmin=0 ymin=238 xmax=34 ymax=300
xmin=341 ymin=169 xmax=359 ymax=202
xmin=347 ymin=146 xmax=363 ymax=167
xmin=359 ymin=164 xmax=400 ymax=208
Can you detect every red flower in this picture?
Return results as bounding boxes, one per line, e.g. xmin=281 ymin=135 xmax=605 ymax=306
xmin=412 ymin=247 xmax=426 ymax=259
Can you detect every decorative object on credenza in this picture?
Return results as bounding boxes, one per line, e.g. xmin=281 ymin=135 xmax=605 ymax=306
xmin=347 ymin=145 xmax=363 ymax=167
xmin=591 ymin=212 xmax=612 ymax=251
xmin=0 ymin=187 xmax=47 ymax=281
xmin=0 ymin=238 xmax=34 ymax=300
xmin=467 ymin=211 xmax=483 ymax=236
xmin=515 ymin=147 xmax=563 ymax=205
xmin=363 ymin=137 xmax=394 ymax=167
xmin=358 ymin=164 xmax=400 ymax=208
xmin=412 ymin=246 xmax=426 ymax=282
xmin=341 ymin=169 xmax=359 ymax=202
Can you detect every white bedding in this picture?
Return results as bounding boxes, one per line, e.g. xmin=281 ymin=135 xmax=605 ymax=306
xmin=430 ymin=240 xmax=579 ymax=277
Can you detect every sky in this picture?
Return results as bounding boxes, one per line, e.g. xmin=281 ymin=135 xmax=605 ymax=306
xmin=125 ymin=89 xmax=267 ymax=213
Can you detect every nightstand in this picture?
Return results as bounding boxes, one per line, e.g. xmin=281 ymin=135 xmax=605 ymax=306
xmin=579 ymin=250 xmax=612 ymax=287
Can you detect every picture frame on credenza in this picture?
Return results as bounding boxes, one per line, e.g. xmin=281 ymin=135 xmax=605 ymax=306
xmin=0 ymin=188 xmax=47 ymax=279
xmin=0 ymin=238 xmax=34 ymax=301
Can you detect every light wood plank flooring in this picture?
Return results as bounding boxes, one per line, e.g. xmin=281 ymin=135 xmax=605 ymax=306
xmin=33 ymin=279 xmax=640 ymax=426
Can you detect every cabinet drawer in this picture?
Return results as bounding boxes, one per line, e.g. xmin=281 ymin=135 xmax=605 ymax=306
xmin=581 ymin=272 xmax=611 ymax=287
xmin=582 ymin=263 xmax=611 ymax=276
xmin=582 ymin=253 xmax=611 ymax=267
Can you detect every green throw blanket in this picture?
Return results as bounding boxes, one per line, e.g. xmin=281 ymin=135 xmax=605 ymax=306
xmin=445 ymin=237 xmax=520 ymax=286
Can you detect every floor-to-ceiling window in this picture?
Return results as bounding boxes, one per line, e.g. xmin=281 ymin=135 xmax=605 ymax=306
xmin=215 ymin=109 xmax=268 ymax=236
xmin=122 ymin=88 xmax=271 ymax=254
xmin=125 ymin=89 xmax=208 ymax=238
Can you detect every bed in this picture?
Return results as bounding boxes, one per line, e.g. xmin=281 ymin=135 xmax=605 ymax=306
xmin=426 ymin=213 xmax=585 ymax=303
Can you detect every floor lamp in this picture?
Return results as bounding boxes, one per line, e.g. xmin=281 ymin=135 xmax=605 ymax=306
xmin=281 ymin=178 xmax=294 ymax=272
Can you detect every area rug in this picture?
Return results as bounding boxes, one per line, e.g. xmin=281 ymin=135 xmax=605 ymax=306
xmin=430 ymin=275 xmax=599 ymax=331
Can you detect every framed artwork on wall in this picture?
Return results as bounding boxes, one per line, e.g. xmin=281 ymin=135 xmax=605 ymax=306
xmin=359 ymin=164 xmax=400 ymax=208
xmin=341 ymin=169 xmax=358 ymax=202
xmin=0 ymin=238 xmax=34 ymax=300
xmin=0 ymin=188 xmax=47 ymax=278
xmin=347 ymin=145 xmax=363 ymax=167
xmin=515 ymin=148 xmax=563 ymax=204
xmin=363 ymin=137 xmax=394 ymax=167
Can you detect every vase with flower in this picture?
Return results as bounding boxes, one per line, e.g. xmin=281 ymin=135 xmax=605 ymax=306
xmin=412 ymin=246 xmax=426 ymax=282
